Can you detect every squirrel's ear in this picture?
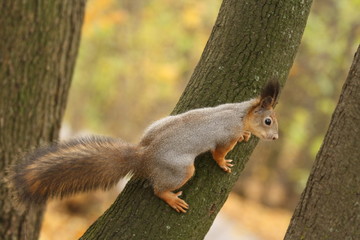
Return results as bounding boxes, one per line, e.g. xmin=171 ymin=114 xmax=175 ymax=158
xmin=260 ymin=79 xmax=280 ymax=108
xmin=260 ymin=96 xmax=273 ymax=109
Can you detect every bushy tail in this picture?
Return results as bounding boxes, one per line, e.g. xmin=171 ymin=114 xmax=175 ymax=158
xmin=11 ymin=136 xmax=140 ymax=205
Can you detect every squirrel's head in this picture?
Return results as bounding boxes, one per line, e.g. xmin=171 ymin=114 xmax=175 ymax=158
xmin=244 ymin=80 xmax=280 ymax=141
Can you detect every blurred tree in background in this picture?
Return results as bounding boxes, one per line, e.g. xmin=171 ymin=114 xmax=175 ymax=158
xmin=65 ymin=0 xmax=220 ymax=141
xmin=285 ymin=44 xmax=360 ymax=239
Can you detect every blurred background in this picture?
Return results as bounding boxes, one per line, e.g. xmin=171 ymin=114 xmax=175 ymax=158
xmin=39 ymin=0 xmax=360 ymax=239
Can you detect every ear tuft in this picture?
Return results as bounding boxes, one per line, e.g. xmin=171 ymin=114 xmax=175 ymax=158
xmin=260 ymin=79 xmax=280 ymax=107
xmin=260 ymin=96 xmax=273 ymax=109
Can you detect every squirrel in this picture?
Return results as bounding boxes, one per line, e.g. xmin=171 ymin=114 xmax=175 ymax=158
xmin=11 ymin=80 xmax=280 ymax=213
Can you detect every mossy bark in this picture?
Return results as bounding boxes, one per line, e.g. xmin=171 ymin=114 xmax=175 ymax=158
xmin=0 ymin=1 xmax=86 ymax=239
xmin=284 ymin=45 xmax=360 ymax=239
xmin=81 ymin=0 xmax=312 ymax=239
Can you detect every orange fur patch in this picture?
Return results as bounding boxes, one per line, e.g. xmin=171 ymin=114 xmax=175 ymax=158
xmin=211 ymin=138 xmax=238 ymax=163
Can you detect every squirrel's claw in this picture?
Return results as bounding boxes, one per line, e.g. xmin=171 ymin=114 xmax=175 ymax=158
xmin=156 ymin=190 xmax=189 ymax=213
xmin=220 ymin=159 xmax=234 ymax=173
xmin=171 ymin=192 xmax=189 ymax=213
xmin=238 ymin=131 xmax=251 ymax=142
xmin=243 ymin=131 xmax=251 ymax=141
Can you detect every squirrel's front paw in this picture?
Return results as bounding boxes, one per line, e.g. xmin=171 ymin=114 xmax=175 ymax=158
xmin=239 ymin=131 xmax=251 ymax=142
xmin=219 ymin=159 xmax=234 ymax=173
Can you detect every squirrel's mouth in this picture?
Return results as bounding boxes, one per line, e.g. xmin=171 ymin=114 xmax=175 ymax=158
xmin=258 ymin=133 xmax=278 ymax=141
xmin=264 ymin=133 xmax=279 ymax=141
xmin=251 ymin=130 xmax=278 ymax=141
xmin=272 ymin=134 xmax=279 ymax=140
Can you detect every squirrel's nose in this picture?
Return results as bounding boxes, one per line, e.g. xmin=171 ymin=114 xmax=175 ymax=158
xmin=272 ymin=134 xmax=279 ymax=140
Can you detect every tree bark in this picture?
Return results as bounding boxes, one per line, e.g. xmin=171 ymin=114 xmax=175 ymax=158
xmin=0 ymin=1 xmax=86 ymax=239
xmin=284 ymin=45 xmax=360 ymax=239
xmin=81 ymin=0 xmax=312 ymax=239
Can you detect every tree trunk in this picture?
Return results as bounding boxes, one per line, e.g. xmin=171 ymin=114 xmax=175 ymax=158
xmin=0 ymin=1 xmax=86 ymax=239
xmin=81 ymin=0 xmax=312 ymax=239
xmin=284 ymin=45 xmax=360 ymax=239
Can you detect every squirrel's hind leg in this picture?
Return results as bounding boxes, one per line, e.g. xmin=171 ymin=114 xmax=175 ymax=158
xmin=153 ymin=164 xmax=194 ymax=213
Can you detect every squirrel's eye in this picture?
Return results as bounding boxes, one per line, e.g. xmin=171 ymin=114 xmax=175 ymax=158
xmin=264 ymin=117 xmax=272 ymax=126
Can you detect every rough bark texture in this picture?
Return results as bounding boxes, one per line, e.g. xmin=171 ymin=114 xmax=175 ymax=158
xmin=81 ymin=0 xmax=312 ymax=239
xmin=0 ymin=1 xmax=86 ymax=239
xmin=284 ymin=45 xmax=360 ymax=239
